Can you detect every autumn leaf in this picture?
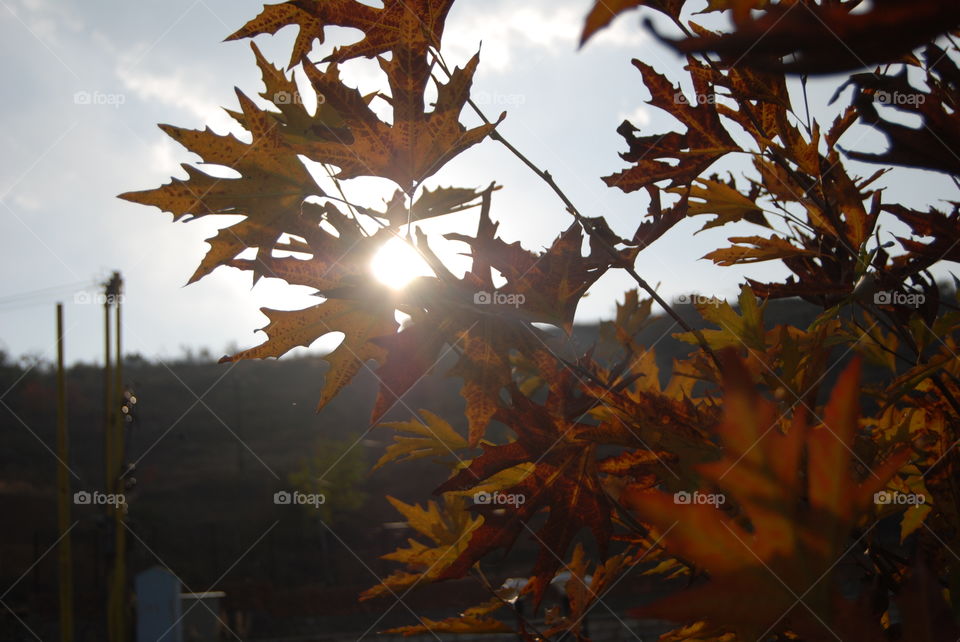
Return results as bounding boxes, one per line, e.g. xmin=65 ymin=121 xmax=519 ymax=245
xmin=433 ymin=387 xmax=612 ymax=606
xmin=605 ymin=59 xmax=737 ymax=193
xmin=361 ymin=495 xmax=482 ymax=600
xmin=580 ymin=0 xmax=684 ymax=47
xmin=654 ymin=0 xmax=960 ymax=75
xmin=885 ymin=203 xmax=960 ymax=269
xmin=295 ymin=52 xmax=501 ymax=190
xmin=670 ymin=177 xmax=768 ymax=233
xmin=703 ymin=235 xmax=817 ymax=266
xmin=226 ymin=0 xmax=455 ymax=68
xmin=368 ymin=185 xmax=492 ymax=228
xmin=219 ymin=296 xmax=398 ymax=411
xmin=119 ymin=88 xmax=321 ymax=284
xmin=629 ymin=186 xmax=689 ymax=249
xmin=436 ymin=187 xmax=615 ymax=445
xmin=375 ymin=409 xmax=469 ymax=470
xmin=620 ymin=352 xmax=910 ymax=639
xmin=240 ymin=41 xmax=347 ymax=139
xmin=844 ymin=53 xmax=960 ymax=177
xmin=674 ymin=285 xmax=766 ymax=352
xmin=369 ymin=315 xmax=450 ymax=423
xmin=447 ymin=221 xmax=615 ymax=333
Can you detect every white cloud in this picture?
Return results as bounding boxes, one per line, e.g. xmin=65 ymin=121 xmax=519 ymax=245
xmin=618 ymin=104 xmax=651 ymax=127
xmin=444 ymin=1 xmax=646 ymax=72
xmin=116 ymin=65 xmax=238 ymax=134
xmin=5 ymin=0 xmax=83 ymax=46
xmin=12 ymin=193 xmax=41 ymax=211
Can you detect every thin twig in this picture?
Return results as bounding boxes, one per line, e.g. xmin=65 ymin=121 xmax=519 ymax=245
xmin=429 ymin=47 xmax=723 ymax=371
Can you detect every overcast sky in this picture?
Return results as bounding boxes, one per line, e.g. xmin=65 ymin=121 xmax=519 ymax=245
xmin=1 ymin=0 xmax=955 ymax=365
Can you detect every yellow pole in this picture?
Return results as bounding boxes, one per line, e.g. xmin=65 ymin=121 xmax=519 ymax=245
xmin=56 ymin=303 xmax=74 ymax=642
xmin=103 ymin=278 xmax=113 ymax=639
xmin=112 ymin=283 xmax=126 ymax=641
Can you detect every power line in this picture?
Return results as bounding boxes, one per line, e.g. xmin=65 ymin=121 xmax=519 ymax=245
xmin=0 ymin=279 xmax=100 ymax=311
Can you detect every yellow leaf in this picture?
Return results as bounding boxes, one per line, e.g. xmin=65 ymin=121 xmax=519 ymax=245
xmin=362 ymin=495 xmax=482 ymax=600
xmin=220 ymin=298 xmax=397 ymax=411
xmin=375 ymin=410 xmax=469 ymax=470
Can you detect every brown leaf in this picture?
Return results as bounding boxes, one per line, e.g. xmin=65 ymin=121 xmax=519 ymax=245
xmin=605 ymin=59 xmax=737 ymax=193
xmin=219 ymin=297 xmax=398 ymax=411
xmin=621 ymin=353 xmax=910 ymax=639
xmin=434 ymin=389 xmax=612 ymax=607
xmin=580 ymin=0 xmax=684 ymax=46
xmin=119 ymin=89 xmax=321 ymax=284
xmin=226 ymin=0 xmax=455 ymax=68
xmin=297 ymin=52 xmax=501 ymax=190
xmin=655 ymin=0 xmax=960 ymax=75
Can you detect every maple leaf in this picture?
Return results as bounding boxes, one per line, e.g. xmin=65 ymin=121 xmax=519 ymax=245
xmin=670 ymin=177 xmax=769 ymax=233
xmin=368 ymin=314 xmax=450 ymax=423
xmin=375 ymin=409 xmax=469 ymax=470
xmin=605 ymin=59 xmax=737 ymax=193
xmin=294 ymin=51 xmax=501 ymax=190
xmin=118 ymin=88 xmax=321 ymax=284
xmin=674 ymin=285 xmax=767 ymax=352
xmin=238 ymin=41 xmax=348 ymax=139
xmin=226 ymin=0 xmax=455 ymax=68
xmin=367 ymin=185 xmax=492 ymax=228
xmin=445 ymin=323 xmax=515 ymax=448
xmin=433 ymin=387 xmax=612 ymax=607
xmin=885 ymin=204 xmax=960 ymax=272
xmin=655 ymin=0 xmax=960 ymax=75
xmin=447 ymin=221 xmax=615 ymax=333
xmin=541 ymin=542 xmax=661 ymax=640
xmin=695 ymin=100 xmax=882 ymax=307
xmin=597 ymin=288 xmax=655 ymax=350
xmin=361 ymin=495 xmax=482 ymax=600
xmin=844 ymin=54 xmax=960 ymax=177
xmin=219 ymin=295 xmax=398 ymax=411
xmin=578 ymin=383 xmax=721 ymax=491
xmin=422 ymin=187 xmax=615 ymax=446
xmin=629 ymin=186 xmax=689 ymax=249
xmin=620 ymin=352 xmax=910 ymax=639
xmin=580 ymin=0 xmax=684 ymax=47
xmin=703 ymin=234 xmax=817 ymax=266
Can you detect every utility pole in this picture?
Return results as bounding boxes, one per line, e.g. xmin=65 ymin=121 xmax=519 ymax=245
xmin=56 ymin=303 xmax=74 ymax=642
xmin=102 ymin=272 xmax=127 ymax=642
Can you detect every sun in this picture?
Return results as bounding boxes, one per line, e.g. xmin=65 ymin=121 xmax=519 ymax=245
xmin=370 ymin=236 xmax=434 ymax=290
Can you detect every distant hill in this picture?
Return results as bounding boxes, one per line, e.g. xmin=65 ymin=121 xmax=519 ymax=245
xmin=0 ymin=296 xmax=907 ymax=638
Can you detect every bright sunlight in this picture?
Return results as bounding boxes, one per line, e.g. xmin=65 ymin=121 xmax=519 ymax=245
xmin=369 ymin=236 xmax=434 ymax=290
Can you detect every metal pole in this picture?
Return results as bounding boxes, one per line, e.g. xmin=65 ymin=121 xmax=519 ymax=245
xmin=112 ymin=280 xmax=126 ymax=641
xmin=103 ymin=288 xmax=113 ymax=495
xmin=102 ymin=277 xmax=113 ymax=640
xmin=56 ymin=303 xmax=74 ymax=642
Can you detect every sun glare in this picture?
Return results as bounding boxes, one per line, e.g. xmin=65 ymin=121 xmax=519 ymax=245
xmin=370 ymin=236 xmax=434 ymax=290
